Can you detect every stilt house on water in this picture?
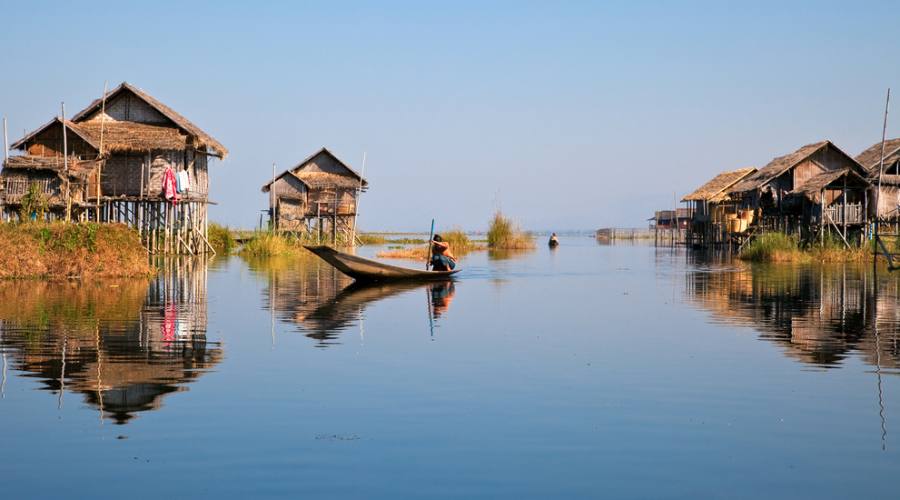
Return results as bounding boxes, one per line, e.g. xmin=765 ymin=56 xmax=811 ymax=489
xmin=0 ymin=82 xmax=227 ymax=254
xmin=262 ymin=148 xmax=367 ymax=243
xmin=855 ymin=137 xmax=900 ymax=220
xmin=681 ymin=167 xmax=757 ymax=245
xmin=725 ymin=141 xmax=871 ymax=244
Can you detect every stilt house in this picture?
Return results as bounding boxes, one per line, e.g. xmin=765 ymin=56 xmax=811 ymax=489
xmin=727 ymin=141 xmax=870 ymax=242
xmin=262 ymin=148 xmax=367 ymax=242
xmin=855 ymin=137 xmax=900 ymax=220
xmin=1 ymin=82 xmax=227 ymax=254
xmin=681 ymin=167 xmax=757 ymax=245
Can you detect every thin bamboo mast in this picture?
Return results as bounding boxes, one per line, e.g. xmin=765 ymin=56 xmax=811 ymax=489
xmin=875 ymin=88 xmax=891 ymax=250
xmin=271 ymin=162 xmax=276 ymax=231
xmin=97 ymin=81 xmax=107 ymax=221
xmin=2 ymin=116 xmax=8 ymax=163
xmin=61 ymin=102 xmax=70 ymax=222
xmin=351 ymin=151 xmax=366 ymax=246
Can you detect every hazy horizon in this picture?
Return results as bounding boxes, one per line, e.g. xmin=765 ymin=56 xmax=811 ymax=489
xmin=2 ymin=1 xmax=899 ymax=232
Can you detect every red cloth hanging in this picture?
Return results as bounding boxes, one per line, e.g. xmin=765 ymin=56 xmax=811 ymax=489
xmin=163 ymin=167 xmax=179 ymax=204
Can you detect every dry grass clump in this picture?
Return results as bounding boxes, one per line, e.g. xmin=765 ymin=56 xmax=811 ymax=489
xmin=0 ymin=222 xmax=150 ymax=279
xmin=487 ymin=212 xmax=534 ymax=249
xmin=239 ymin=232 xmax=306 ymax=257
xmin=376 ymin=246 xmax=429 ymax=260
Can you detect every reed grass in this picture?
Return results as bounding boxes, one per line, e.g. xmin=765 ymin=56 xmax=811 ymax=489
xmin=741 ymin=232 xmax=871 ymax=263
xmin=487 ymin=212 xmax=535 ymax=249
xmin=238 ymin=232 xmax=306 ymax=257
xmin=207 ymin=223 xmax=236 ymax=254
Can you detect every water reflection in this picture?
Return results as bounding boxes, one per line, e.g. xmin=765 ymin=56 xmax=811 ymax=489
xmin=250 ymin=255 xmax=456 ymax=346
xmin=684 ymin=256 xmax=900 ymax=371
xmin=0 ymin=260 xmax=220 ymax=424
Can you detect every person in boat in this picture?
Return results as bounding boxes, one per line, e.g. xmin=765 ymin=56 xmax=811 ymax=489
xmin=430 ymin=234 xmax=457 ymax=271
xmin=548 ymin=232 xmax=559 ymax=247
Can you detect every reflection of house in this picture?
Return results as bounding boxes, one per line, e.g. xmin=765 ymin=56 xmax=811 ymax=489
xmin=261 ymin=148 xmax=368 ymax=243
xmin=683 ymin=259 xmax=900 ymax=369
xmin=855 ymin=137 xmax=900 ymax=219
xmin=1 ymin=82 xmax=227 ymax=253
xmin=727 ymin=141 xmax=871 ymax=242
xmin=0 ymin=267 xmax=219 ymax=424
xmin=682 ymin=167 xmax=757 ymax=245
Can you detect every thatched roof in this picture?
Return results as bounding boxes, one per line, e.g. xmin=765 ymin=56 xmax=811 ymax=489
xmin=71 ymin=82 xmax=227 ymax=158
xmin=262 ymin=147 xmax=369 ymax=193
xmin=2 ymin=155 xmax=99 ymax=180
xmin=294 ymin=171 xmax=363 ymax=189
xmin=788 ymin=168 xmax=870 ymax=203
xmin=682 ymin=167 xmax=756 ymax=203
xmin=728 ymin=141 xmax=864 ymax=194
xmin=855 ymin=137 xmax=900 ymax=171
xmin=729 ymin=141 xmax=829 ymax=193
xmin=9 ymin=117 xmax=100 ymax=151
xmin=76 ymin=121 xmax=188 ymax=153
xmin=10 ymin=117 xmax=190 ymax=156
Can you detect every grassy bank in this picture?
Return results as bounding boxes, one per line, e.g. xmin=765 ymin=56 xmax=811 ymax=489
xmin=740 ymin=233 xmax=870 ymax=263
xmin=0 ymin=222 xmax=151 ymax=279
xmin=487 ymin=212 xmax=535 ymax=249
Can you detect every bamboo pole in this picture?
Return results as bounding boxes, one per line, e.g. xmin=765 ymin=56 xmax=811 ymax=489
xmin=875 ymin=88 xmax=891 ymax=263
xmin=351 ymin=152 xmax=366 ymax=246
xmin=61 ymin=102 xmax=70 ymax=223
xmin=2 ymin=116 xmax=8 ymax=163
xmin=271 ymin=162 xmax=276 ymax=232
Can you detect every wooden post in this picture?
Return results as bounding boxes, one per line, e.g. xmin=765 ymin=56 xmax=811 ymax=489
xmin=842 ymin=176 xmax=847 ymax=240
xmin=271 ymin=162 xmax=276 ymax=232
xmin=820 ymin=189 xmax=825 ymax=246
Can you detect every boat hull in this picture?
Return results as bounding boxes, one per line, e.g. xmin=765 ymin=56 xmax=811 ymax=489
xmin=304 ymin=246 xmax=460 ymax=282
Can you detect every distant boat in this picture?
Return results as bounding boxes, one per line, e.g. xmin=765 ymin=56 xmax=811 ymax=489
xmin=305 ymin=246 xmax=460 ymax=282
xmin=548 ymin=235 xmax=560 ymax=248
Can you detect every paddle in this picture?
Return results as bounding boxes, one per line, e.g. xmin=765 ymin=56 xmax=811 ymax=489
xmin=426 ymin=218 xmax=435 ymax=270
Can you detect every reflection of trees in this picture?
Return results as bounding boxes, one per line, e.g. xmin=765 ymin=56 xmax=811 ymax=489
xmin=0 ymin=260 xmax=220 ymax=425
xmin=684 ymin=260 xmax=900 ymax=369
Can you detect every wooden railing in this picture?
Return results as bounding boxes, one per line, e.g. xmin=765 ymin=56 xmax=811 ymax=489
xmin=1 ymin=178 xmax=59 ymax=201
xmin=825 ymin=203 xmax=865 ymax=225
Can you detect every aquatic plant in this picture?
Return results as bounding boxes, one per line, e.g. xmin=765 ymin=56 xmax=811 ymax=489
xmin=487 ymin=212 xmax=535 ymax=249
xmin=207 ymin=223 xmax=236 ymax=254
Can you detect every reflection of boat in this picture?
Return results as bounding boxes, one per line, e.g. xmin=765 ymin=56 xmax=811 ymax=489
xmin=305 ymin=246 xmax=460 ymax=282
xmin=303 ymin=280 xmax=446 ymax=335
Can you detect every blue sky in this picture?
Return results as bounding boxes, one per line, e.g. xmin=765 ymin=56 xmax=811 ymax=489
xmin=2 ymin=1 xmax=899 ymax=231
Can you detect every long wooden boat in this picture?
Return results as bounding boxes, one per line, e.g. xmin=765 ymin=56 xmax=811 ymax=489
xmin=304 ymin=246 xmax=460 ymax=282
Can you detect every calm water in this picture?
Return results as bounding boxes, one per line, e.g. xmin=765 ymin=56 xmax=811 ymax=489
xmin=1 ymin=239 xmax=899 ymax=498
